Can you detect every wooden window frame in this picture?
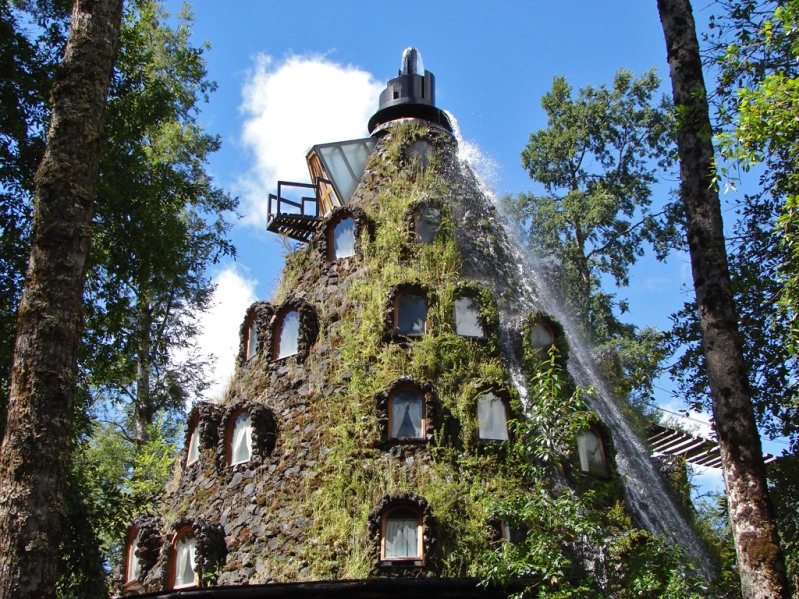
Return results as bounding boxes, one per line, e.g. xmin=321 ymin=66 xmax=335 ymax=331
xmin=169 ymin=526 xmax=197 ymax=590
xmin=380 ymin=505 xmax=424 ymax=564
xmin=387 ymin=386 xmax=426 ymax=441
xmin=122 ymin=525 xmax=141 ymax=591
xmin=245 ymin=313 xmax=258 ymax=361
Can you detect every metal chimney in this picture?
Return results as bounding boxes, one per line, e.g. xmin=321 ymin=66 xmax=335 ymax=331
xmin=367 ymin=48 xmax=452 ymax=134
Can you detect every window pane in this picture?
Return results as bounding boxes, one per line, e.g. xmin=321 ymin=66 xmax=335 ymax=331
xmin=186 ymin=427 xmax=199 ymax=465
xmin=247 ymin=320 xmax=258 ymax=360
xmin=477 ymin=393 xmax=508 ymax=440
xmin=332 ymin=217 xmax=356 ymax=259
xmin=416 ymin=208 xmax=440 ymax=243
xmin=578 ymin=430 xmax=606 ymax=475
xmin=231 ymin=412 xmax=253 ymax=465
xmin=530 ymin=323 xmax=554 ymax=349
xmin=454 ymin=297 xmax=484 ymax=337
xmin=126 ymin=531 xmax=141 ymax=581
xmin=390 ymin=390 xmax=423 ymax=439
xmin=396 ymin=293 xmax=426 ymax=336
xmin=174 ymin=534 xmax=196 ymax=588
xmin=385 ymin=510 xmax=419 ymax=558
xmin=278 ymin=311 xmax=300 ymax=358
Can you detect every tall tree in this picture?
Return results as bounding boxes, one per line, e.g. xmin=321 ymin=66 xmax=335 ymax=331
xmin=511 ymin=69 xmax=677 ymax=403
xmin=0 ymin=1 xmax=123 ymax=597
xmin=657 ymin=0 xmax=789 ymax=596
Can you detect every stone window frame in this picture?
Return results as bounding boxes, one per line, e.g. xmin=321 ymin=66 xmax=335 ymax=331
xmin=237 ymin=301 xmax=272 ymax=367
xmin=121 ymin=515 xmax=161 ymax=591
xmin=375 ymin=378 xmax=436 ymax=446
xmin=217 ymin=403 xmax=277 ymax=469
xmin=267 ymin=299 xmax=318 ymax=363
xmin=368 ymin=492 xmax=434 ymax=571
xmin=167 ymin=518 xmax=226 ymax=590
xmin=183 ymin=402 xmax=221 ymax=471
xmin=385 ymin=283 xmax=433 ymax=342
xmin=320 ymin=206 xmax=370 ymax=264
xmin=169 ymin=525 xmax=197 ymax=590
xmin=522 ymin=311 xmax=569 ymax=371
xmin=404 ymin=199 xmax=446 ymax=247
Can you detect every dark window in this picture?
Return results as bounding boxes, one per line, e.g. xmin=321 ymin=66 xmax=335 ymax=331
xmin=395 ymin=293 xmax=426 ymax=336
xmin=415 ymin=208 xmax=440 ymax=243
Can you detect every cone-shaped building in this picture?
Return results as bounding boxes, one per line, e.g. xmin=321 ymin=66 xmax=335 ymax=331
xmin=119 ymin=49 xmax=712 ymax=598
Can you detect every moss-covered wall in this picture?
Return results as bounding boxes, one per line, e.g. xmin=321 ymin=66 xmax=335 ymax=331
xmin=130 ymin=120 xmax=707 ymax=595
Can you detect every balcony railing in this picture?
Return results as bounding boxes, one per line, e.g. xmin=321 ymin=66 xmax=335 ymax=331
xmin=266 ymin=179 xmax=332 ymax=242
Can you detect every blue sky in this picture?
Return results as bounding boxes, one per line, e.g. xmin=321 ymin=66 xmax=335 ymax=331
xmin=161 ymin=1 xmax=750 ymax=488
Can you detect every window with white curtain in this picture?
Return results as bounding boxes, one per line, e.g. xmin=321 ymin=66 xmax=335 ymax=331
xmin=454 ymin=297 xmax=484 ymax=338
xmin=395 ymin=293 xmax=426 ymax=336
xmin=383 ymin=508 xmax=421 ymax=560
xmin=246 ymin=318 xmax=258 ymax=360
xmin=390 ymin=389 xmax=424 ymax=439
xmin=577 ymin=430 xmax=607 ymax=475
xmin=229 ymin=412 xmax=253 ymax=465
xmin=477 ymin=392 xmax=508 ymax=441
xmin=331 ymin=217 xmax=356 ymax=260
xmin=125 ymin=528 xmax=141 ymax=584
xmin=186 ymin=423 xmax=199 ymax=466
xmin=277 ymin=310 xmax=300 ymax=358
xmin=173 ymin=531 xmax=196 ymax=589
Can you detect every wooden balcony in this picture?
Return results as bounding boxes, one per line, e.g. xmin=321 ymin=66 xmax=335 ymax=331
xmin=266 ymin=181 xmax=328 ymax=243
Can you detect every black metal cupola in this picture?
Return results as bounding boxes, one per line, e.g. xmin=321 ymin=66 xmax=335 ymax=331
xmin=367 ymin=48 xmax=452 ymax=134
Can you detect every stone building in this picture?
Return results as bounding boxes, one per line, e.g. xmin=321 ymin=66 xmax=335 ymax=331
xmin=118 ymin=49 xmax=711 ymax=598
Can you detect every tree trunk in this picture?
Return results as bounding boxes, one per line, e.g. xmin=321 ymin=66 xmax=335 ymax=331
xmin=0 ymin=1 xmax=122 ymax=597
xmin=657 ymin=1 xmax=789 ymax=597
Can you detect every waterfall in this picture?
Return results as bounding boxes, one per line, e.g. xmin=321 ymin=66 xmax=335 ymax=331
xmin=447 ymin=113 xmax=715 ymax=580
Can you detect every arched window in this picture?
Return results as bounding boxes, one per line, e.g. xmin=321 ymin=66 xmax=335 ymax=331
xmin=577 ymin=429 xmax=608 ymax=476
xmin=123 ymin=526 xmax=141 ymax=588
xmin=227 ymin=410 xmax=253 ymax=466
xmin=415 ymin=207 xmax=440 ymax=243
xmin=476 ymin=392 xmax=509 ymax=441
xmin=171 ymin=528 xmax=197 ymax=589
xmin=454 ymin=297 xmax=484 ymax=338
xmin=246 ymin=316 xmax=258 ymax=361
xmin=395 ymin=292 xmax=426 ymax=336
xmin=275 ymin=310 xmax=300 ymax=358
xmin=529 ymin=322 xmax=555 ymax=350
xmin=382 ymin=507 xmax=423 ymax=561
xmin=389 ymin=388 xmax=425 ymax=440
xmin=185 ymin=417 xmax=200 ymax=467
xmin=330 ymin=216 xmax=356 ymax=260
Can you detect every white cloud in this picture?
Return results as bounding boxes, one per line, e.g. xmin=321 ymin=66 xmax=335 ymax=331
xmin=237 ymin=53 xmax=384 ymax=226
xmin=195 ymin=265 xmax=258 ymax=402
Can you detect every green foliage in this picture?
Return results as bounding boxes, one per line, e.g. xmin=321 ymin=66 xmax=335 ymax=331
xmin=511 ymin=69 xmax=678 ymax=406
xmin=768 ymin=455 xmax=799 ymax=594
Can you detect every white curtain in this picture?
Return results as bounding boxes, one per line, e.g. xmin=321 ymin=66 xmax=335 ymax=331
xmin=278 ymin=311 xmax=300 ymax=358
xmin=477 ymin=393 xmax=508 ymax=440
xmin=231 ymin=412 xmax=253 ymax=465
xmin=247 ymin=320 xmax=258 ymax=359
xmin=384 ymin=511 xmax=419 ymax=558
xmin=333 ymin=218 xmax=356 ymax=259
xmin=186 ymin=428 xmax=199 ymax=465
xmin=391 ymin=391 xmax=423 ymax=439
xmin=174 ymin=534 xmax=196 ymax=588
xmin=455 ymin=297 xmax=484 ymax=337
xmin=578 ymin=431 xmax=606 ymax=474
